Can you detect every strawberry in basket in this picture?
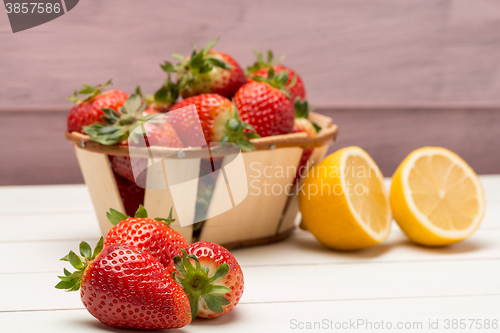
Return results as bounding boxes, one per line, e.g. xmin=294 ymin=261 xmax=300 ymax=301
xmin=67 ymin=79 xmax=128 ymax=133
xmin=56 ymin=238 xmax=192 ymax=329
xmin=161 ymin=37 xmax=247 ymax=99
xmin=292 ymin=99 xmax=321 ymax=183
xmin=136 ymin=75 xmax=180 ymax=113
xmin=234 ymin=67 xmax=295 ymax=137
xmin=83 ymin=94 xmax=185 ymax=184
xmin=169 ymin=93 xmax=259 ymax=150
xmin=247 ymin=50 xmax=306 ymax=102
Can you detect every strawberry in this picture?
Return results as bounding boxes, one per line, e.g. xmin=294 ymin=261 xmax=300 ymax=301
xmin=55 ymin=239 xmax=191 ymax=330
xmin=111 ymin=168 xmax=145 ymax=216
xmin=169 ymin=241 xmax=244 ymax=319
xmin=292 ymin=99 xmax=321 ymax=183
xmin=162 ymin=37 xmax=247 ymax=99
xmin=247 ymin=50 xmax=306 ymax=101
xmin=67 ymin=79 xmax=128 ymax=133
xmin=234 ymin=68 xmax=295 ymax=137
xmin=136 ymin=76 xmax=180 ymax=113
xmin=169 ymin=93 xmax=258 ymax=151
xmin=105 ymin=205 xmax=188 ymax=269
xmin=84 ymin=94 xmax=184 ymax=186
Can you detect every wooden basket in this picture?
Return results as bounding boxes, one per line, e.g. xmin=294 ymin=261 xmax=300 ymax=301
xmin=66 ymin=112 xmax=338 ymax=249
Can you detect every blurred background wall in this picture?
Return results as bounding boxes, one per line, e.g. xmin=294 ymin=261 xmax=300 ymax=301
xmin=1 ymin=0 xmax=499 ymax=185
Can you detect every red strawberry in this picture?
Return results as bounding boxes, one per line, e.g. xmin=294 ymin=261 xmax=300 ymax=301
xmin=247 ymin=50 xmax=306 ymax=101
xmin=254 ymin=66 xmax=305 ymax=102
xmin=169 ymin=241 xmax=244 ymax=319
xmin=84 ymin=94 xmax=184 ymax=186
xmin=111 ymin=168 xmax=145 ymax=216
xmin=162 ymin=37 xmax=247 ymax=99
xmin=108 ymin=121 xmax=184 ymax=186
xmin=67 ymin=79 xmax=128 ymax=133
xmin=104 ymin=205 xmax=188 ymax=269
xmin=169 ymin=93 xmax=259 ymax=151
xmin=56 ymin=239 xmax=191 ymax=330
xmin=292 ymin=99 xmax=321 ymax=183
xmin=234 ymin=69 xmax=295 ymax=137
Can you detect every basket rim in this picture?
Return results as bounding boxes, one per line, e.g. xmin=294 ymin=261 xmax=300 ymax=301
xmin=65 ymin=111 xmax=338 ymax=158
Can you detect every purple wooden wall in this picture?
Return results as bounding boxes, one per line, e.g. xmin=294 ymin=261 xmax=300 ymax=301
xmin=1 ymin=0 xmax=500 ymax=108
xmin=1 ymin=0 xmax=499 ymax=185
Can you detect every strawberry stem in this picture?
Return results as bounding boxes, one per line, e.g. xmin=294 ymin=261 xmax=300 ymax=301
xmin=172 ymin=249 xmax=231 ymax=319
xmin=82 ymin=94 xmax=157 ymax=145
xmin=67 ymin=79 xmax=112 ymax=104
xmin=251 ymin=67 xmax=295 ymax=98
xmin=161 ymin=37 xmax=232 ymax=96
xmin=246 ymin=49 xmax=285 ymax=75
xmin=107 ymin=205 xmax=175 ymax=226
xmin=221 ymin=108 xmax=260 ymax=152
xmin=294 ymin=98 xmax=322 ymax=132
xmin=55 ymin=237 xmax=104 ymax=292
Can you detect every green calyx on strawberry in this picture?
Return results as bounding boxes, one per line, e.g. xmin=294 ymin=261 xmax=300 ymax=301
xmin=55 ymin=237 xmax=104 ymax=292
xmin=67 ymin=79 xmax=113 ymax=104
xmin=252 ymin=67 xmax=297 ymax=99
xmin=173 ymin=249 xmax=231 ymax=319
xmin=222 ymin=108 xmax=260 ymax=151
xmin=161 ymin=38 xmax=247 ymax=99
xmin=294 ymin=98 xmax=321 ymax=132
xmin=137 ymin=75 xmax=180 ymax=110
xmin=107 ymin=204 xmax=175 ymax=226
xmin=82 ymin=94 xmax=156 ymax=145
xmin=161 ymin=37 xmax=231 ymax=88
xmin=246 ymin=49 xmax=285 ymax=75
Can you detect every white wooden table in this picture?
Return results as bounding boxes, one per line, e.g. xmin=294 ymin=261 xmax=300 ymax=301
xmin=1 ymin=176 xmax=499 ymax=332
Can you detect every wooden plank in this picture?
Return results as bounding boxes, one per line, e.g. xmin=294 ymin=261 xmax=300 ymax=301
xmin=143 ymin=161 xmax=193 ymax=243
xmin=278 ymin=144 xmax=330 ymax=234
xmin=73 ymin=148 xmax=124 ymax=236
xmin=199 ymin=147 xmax=302 ymax=245
xmin=1 ymin=295 xmax=500 ymax=332
xmin=3 ymin=258 xmax=500 ymax=311
xmin=1 ymin=108 xmax=499 ymax=186
xmin=2 ymin=1 xmax=500 ymax=108
xmin=162 ymin=158 xmax=201 ymax=227
xmin=5 ymin=225 xmax=500 ymax=274
xmin=0 ymin=212 xmax=100 ymax=242
xmin=317 ymin=108 xmax=500 ymax=177
xmin=0 ymin=184 xmax=92 ymax=214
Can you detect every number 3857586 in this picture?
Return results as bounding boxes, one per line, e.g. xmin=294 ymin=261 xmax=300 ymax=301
xmin=5 ymin=2 xmax=61 ymax=14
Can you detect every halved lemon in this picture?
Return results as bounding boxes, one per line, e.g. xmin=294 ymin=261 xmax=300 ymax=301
xmin=299 ymin=147 xmax=391 ymax=250
xmin=391 ymin=147 xmax=485 ymax=246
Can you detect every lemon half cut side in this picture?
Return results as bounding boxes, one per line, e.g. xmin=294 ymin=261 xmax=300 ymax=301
xmin=391 ymin=147 xmax=485 ymax=246
xmin=299 ymin=146 xmax=392 ymax=250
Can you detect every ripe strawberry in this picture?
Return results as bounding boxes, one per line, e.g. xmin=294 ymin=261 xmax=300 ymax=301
xmin=56 ymin=239 xmax=191 ymax=330
xmin=234 ymin=69 xmax=295 ymax=137
xmin=169 ymin=241 xmax=244 ymax=319
xmin=247 ymin=50 xmax=306 ymax=101
xmin=162 ymin=37 xmax=247 ymax=99
xmin=293 ymin=99 xmax=321 ymax=183
xmin=169 ymin=93 xmax=258 ymax=151
xmin=105 ymin=205 xmax=188 ymax=269
xmin=111 ymin=168 xmax=145 ymax=216
xmin=84 ymin=94 xmax=184 ymax=186
xmin=67 ymin=79 xmax=128 ymax=133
